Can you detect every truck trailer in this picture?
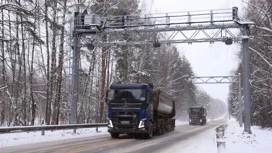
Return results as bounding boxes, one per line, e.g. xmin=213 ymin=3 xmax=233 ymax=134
xmin=106 ymin=83 xmax=175 ymax=139
xmin=188 ymin=106 xmax=207 ymax=125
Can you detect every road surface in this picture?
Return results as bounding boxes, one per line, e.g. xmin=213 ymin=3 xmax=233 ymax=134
xmin=1 ymin=119 xmax=225 ymax=153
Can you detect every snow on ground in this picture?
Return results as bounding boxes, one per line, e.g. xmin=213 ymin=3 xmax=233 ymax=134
xmin=0 ymin=118 xmax=272 ymax=153
xmin=167 ymin=121 xmax=218 ymax=153
xmin=0 ymin=126 xmax=108 ymax=148
xmin=223 ymin=118 xmax=272 ymax=153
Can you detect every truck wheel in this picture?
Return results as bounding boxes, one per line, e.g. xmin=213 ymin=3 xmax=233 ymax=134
xmin=170 ymin=124 xmax=174 ymax=131
xmin=159 ymin=127 xmax=164 ymax=135
xmin=110 ymin=133 xmax=119 ymax=138
xmin=145 ymin=126 xmax=153 ymax=139
xmin=158 ymin=129 xmax=162 ymax=135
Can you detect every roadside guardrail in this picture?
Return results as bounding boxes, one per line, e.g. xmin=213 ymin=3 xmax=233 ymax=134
xmin=215 ymin=123 xmax=227 ymax=153
xmin=0 ymin=123 xmax=107 ymax=134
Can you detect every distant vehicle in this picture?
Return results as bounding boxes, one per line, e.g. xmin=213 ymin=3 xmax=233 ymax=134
xmin=188 ymin=106 xmax=207 ymax=125
xmin=106 ymin=83 xmax=175 ymax=139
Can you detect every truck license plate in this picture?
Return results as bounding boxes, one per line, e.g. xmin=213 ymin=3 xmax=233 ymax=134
xmin=121 ymin=121 xmax=130 ymax=124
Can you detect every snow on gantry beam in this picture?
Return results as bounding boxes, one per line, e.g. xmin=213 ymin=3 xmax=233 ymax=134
xmin=73 ymin=7 xmax=253 ymax=47
xmin=75 ymin=22 xmax=242 ymax=35
xmin=83 ymin=38 xmax=241 ymax=47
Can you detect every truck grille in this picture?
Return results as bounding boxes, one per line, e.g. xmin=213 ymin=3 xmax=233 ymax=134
xmin=192 ymin=115 xmax=199 ymax=119
xmin=111 ymin=110 xmax=140 ymax=130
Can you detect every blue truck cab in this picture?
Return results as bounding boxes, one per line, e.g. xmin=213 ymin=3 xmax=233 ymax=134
xmin=106 ymin=83 xmax=154 ymax=138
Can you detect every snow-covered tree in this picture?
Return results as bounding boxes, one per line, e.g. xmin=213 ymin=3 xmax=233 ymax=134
xmin=229 ymin=0 xmax=272 ymax=128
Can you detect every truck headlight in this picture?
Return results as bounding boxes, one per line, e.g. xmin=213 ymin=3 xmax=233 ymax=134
xmin=138 ymin=118 xmax=146 ymax=128
xmin=108 ymin=119 xmax=113 ymax=128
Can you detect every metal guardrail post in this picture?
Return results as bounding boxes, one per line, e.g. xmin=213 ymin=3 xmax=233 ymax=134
xmin=215 ymin=124 xmax=227 ymax=153
xmin=41 ymin=130 xmax=45 ymax=136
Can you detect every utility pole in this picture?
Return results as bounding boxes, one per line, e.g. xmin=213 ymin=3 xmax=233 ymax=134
xmin=70 ymin=31 xmax=79 ymax=124
xmin=100 ymin=34 xmax=107 ymax=123
xmin=238 ymin=73 xmax=243 ymax=127
xmin=70 ymin=9 xmax=81 ymax=125
xmin=242 ymin=27 xmax=252 ymax=133
xmin=70 ymin=0 xmax=81 ymax=125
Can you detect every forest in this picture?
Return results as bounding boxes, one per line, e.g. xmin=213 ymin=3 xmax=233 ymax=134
xmin=228 ymin=0 xmax=272 ymax=128
xmin=0 ymin=0 xmax=234 ymax=127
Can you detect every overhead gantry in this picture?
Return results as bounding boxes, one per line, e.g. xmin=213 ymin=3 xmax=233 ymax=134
xmin=70 ymin=7 xmax=254 ymax=133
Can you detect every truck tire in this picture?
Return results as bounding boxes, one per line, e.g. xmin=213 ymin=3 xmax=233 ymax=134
xmin=159 ymin=126 xmax=164 ymax=135
xmin=145 ymin=126 xmax=153 ymax=139
xmin=110 ymin=133 xmax=119 ymax=138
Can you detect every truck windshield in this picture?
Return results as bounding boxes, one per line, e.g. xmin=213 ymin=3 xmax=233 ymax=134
xmin=107 ymin=89 xmax=146 ymax=102
xmin=190 ymin=108 xmax=202 ymax=113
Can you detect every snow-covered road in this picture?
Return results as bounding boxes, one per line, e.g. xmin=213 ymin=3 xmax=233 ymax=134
xmin=0 ymin=119 xmax=224 ymax=153
xmin=1 ymin=117 xmax=272 ymax=153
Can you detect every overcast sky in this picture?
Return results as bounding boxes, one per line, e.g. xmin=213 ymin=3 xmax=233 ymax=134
xmin=145 ymin=0 xmax=248 ymax=102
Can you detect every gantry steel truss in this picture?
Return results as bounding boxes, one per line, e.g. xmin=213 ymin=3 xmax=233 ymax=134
xmin=79 ymin=23 xmax=245 ymax=46
xmin=191 ymin=76 xmax=238 ymax=84
xmin=70 ymin=7 xmax=254 ymax=133
xmin=74 ymin=7 xmax=252 ymax=47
